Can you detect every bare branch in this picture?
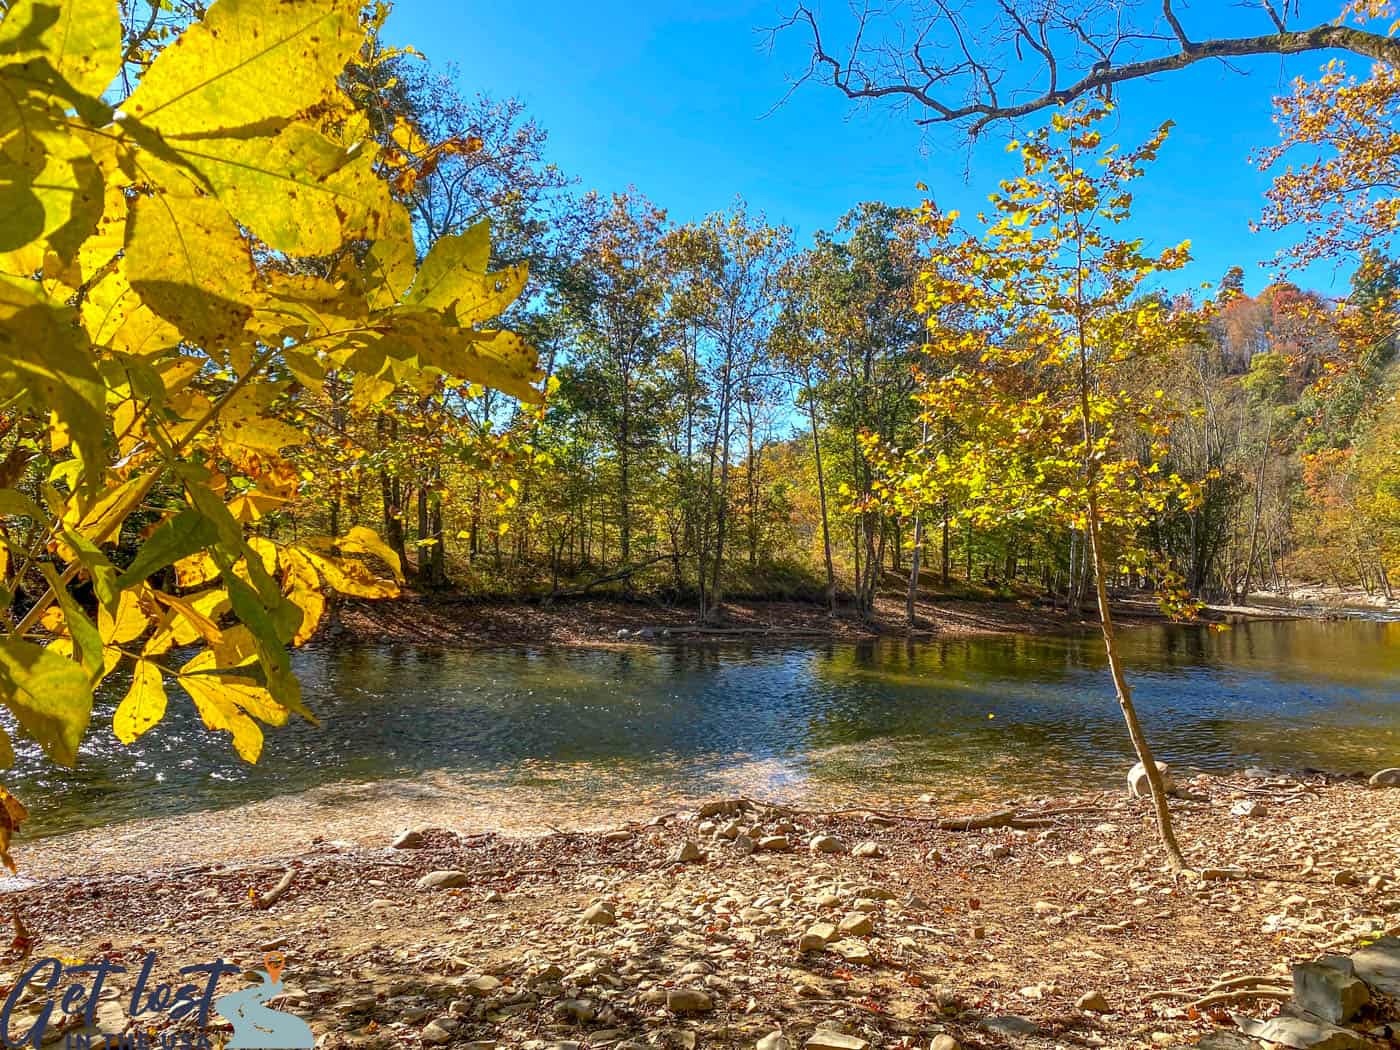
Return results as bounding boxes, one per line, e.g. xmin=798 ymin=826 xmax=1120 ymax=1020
xmin=766 ymin=0 xmax=1400 ymax=136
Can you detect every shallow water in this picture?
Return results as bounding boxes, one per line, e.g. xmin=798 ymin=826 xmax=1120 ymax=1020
xmin=5 ymin=617 xmax=1398 ymax=837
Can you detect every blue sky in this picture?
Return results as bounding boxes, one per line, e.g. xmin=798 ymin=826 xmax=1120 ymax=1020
xmin=384 ymin=1 xmax=1361 ymax=298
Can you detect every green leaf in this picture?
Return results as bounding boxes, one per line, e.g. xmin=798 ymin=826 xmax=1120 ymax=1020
xmin=0 ymin=276 xmax=105 ymax=476
xmin=0 ymin=638 xmax=92 ymax=766
xmin=219 ymin=569 xmax=313 ymax=723
xmin=114 ymin=507 xmax=220 ymax=590
xmin=0 ymin=488 xmax=45 ymax=521
xmin=40 ymin=562 xmax=103 ymax=681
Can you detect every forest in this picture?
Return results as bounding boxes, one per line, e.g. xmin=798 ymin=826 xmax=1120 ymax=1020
xmin=250 ymin=33 xmax=1400 ymax=623
xmin=0 ymin=2 xmax=1398 ymax=1048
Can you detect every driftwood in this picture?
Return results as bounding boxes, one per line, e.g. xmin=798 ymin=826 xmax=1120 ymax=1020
xmin=253 ymin=867 xmax=294 ymax=909
xmin=737 ymin=796 xmax=1101 ymax=830
xmin=1143 ymin=973 xmax=1291 ymax=1009
xmin=545 ymin=556 xmax=670 ymax=602
xmin=1189 ymin=987 xmax=1291 ymax=1010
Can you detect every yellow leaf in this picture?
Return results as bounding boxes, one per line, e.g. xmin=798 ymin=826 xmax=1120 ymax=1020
xmin=114 ymin=659 xmax=167 ymax=745
xmin=0 ymin=0 xmax=123 ymax=97
xmin=0 ymin=639 xmax=92 ymax=766
xmin=286 ymin=588 xmax=324 ymax=646
xmin=65 ymin=470 xmax=155 ymax=545
xmin=338 ymin=526 xmax=403 ymax=582
xmin=296 ymin=548 xmax=398 ymax=598
xmin=174 ymin=552 xmax=221 ymax=589
xmin=123 ymin=0 xmax=361 ymax=138
xmin=125 ymin=191 xmax=258 ymax=350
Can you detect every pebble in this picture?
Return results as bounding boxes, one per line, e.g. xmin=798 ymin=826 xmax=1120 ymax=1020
xmin=930 ymin=1038 xmax=960 ymax=1050
xmin=756 ymin=1034 xmax=791 ymax=1050
xmin=852 ymin=841 xmax=883 ymax=858
xmin=798 ymin=922 xmax=837 ymax=952
xmin=421 ymin=1022 xmax=453 ymax=1045
xmin=808 ymin=834 xmax=845 ymax=854
xmin=670 ymin=841 xmax=703 ymax=864
xmin=391 ymin=829 xmax=424 ymax=849
xmin=805 ymin=1034 xmax=868 ymax=1050
xmin=1077 ymin=990 xmax=1110 ymax=1012
xmin=415 ymin=870 xmax=469 ymax=891
xmin=837 ymin=912 xmax=873 ymax=937
xmin=581 ymin=902 xmax=617 ymax=925
xmin=665 ymin=988 xmax=713 ymax=1014
xmin=757 ymin=835 xmax=791 ymax=852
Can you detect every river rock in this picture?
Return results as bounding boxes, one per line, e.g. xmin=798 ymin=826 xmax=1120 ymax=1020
xmin=554 ymin=999 xmax=596 ymax=1022
xmin=463 ymin=975 xmax=501 ymax=998
xmin=852 ymin=841 xmax=883 ymax=858
xmin=665 ymin=988 xmax=713 ymax=1014
xmin=979 ymin=1015 xmax=1042 ymax=1038
xmin=734 ymin=834 xmax=756 ymax=855
xmin=1127 ymin=760 xmax=1174 ymax=799
xmin=1370 ymin=767 xmax=1400 ymax=787
xmin=809 ymin=834 xmax=846 ymax=855
xmin=756 ymin=1034 xmax=790 ymax=1050
xmin=805 ymin=1034 xmax=868 ymax=1050
xmin=421 ymin=1022 xmax=453 ymax=1045
xmin=758 ymin=835 xmax=791 ymax=852
xmin=581 ymin=901 xmax=617 ymax=925
xmin=828 ymin=939 xmax=874 ymax=965
xmin=670 ymin=841 xmax=703 ymax=864
xmin=1350 ymin=935 xmax=1400 ymax=996
xmin=837 ymin=912 xmax=873 ymax=937
xmin=799 ymin=922 xmax=837 ymax=952
xmin=1234 ymin=1013 xmax=1365 ymax=1050
xmin=391 ymin=829 xmax=424 ymax=849
xmin=1292 ymin=956 xmax=1369 ymax=1023
xmin=415 ymin=870 xmax=470 ymax=891
xmin=1077 ymin=990 xmax=1110 ymax=1012
xmin=1231 ymin=799 xmax=1267 ymax=818
xmin=929 ymin=1037 xmax=960 ymax=1050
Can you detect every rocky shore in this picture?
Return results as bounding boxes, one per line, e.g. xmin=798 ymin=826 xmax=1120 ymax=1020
xmin=3 ymin=771 xmax=1398 ymax=1050
xmin=329 ymin=592 xmax=1289 ymax=650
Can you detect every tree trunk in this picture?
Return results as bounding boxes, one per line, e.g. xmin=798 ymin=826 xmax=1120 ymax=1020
xmin=807 ymin=388 xmax=837 ymax=614
xmin=1075 ymin=337 xmax=1183 ymax=868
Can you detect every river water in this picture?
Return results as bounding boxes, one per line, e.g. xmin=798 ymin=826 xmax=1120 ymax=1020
xmin=6 ymin=617 xmax=1398 ymax=837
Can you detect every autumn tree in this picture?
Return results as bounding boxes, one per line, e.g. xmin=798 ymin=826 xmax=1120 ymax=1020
xmin=879 ymin=107 xmax=1202 ymax=867
xmin=0 ymin=0 xmax=541 ymax=855
xmin=667 ymin=205 xmax=792 ymax=619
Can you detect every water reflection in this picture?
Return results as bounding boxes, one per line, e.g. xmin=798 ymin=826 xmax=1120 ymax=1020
xmin=2 ymin=618 xmax=1396 ymax=837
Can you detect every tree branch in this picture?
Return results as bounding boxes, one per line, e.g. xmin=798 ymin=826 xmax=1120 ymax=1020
xmin=768 ymin=1 xmax=1400 ymax=136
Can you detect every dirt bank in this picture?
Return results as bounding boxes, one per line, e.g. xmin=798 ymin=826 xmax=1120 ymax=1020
xmin=5 ymin=773 xmax=1396 ymax=1050
xmin=330 ymin=591 xmax=1287 ymax=650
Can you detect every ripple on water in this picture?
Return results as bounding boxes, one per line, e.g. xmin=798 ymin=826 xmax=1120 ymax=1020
xmin=0 ymin=618 xmax=1395 ymax=838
